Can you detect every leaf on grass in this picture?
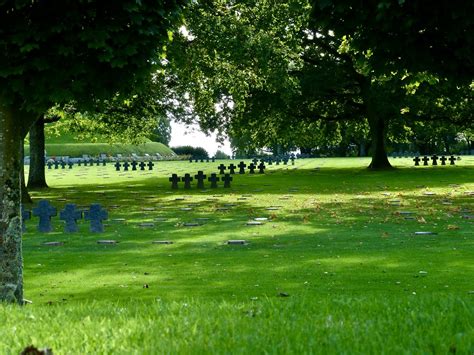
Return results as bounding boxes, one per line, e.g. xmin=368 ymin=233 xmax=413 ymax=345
xmin=447 ymin=225 xmax=460 ymax=230
xmin=417 ymin=216 xmax=426 ymax=223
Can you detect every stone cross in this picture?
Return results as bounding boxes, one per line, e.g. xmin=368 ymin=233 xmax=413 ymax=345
xmin=60 ymin=160 xmax=66 ymax=169
xmin=211 ymin=157 xmax=215 ymax=162
xmin=84 ymin=204 xmax=108 ymax=233
xmin=147 ymin=161 xmax=154 ymax=170
xmin=59 ymin=204 xmax=83 ymax=233
xmin=54 ymin=161 xmax=60 ymax=169
xmin=208 ymin=173 xmax=219 ymax=188
xmin=258 ymin=162 xmax=266 ymax=174
xmin=228 ymin=163 xmax=236 ymax=174
xmin=77 ymin=160 xmax=82 ymax=167
xmin=291 ymin=157 xmax=295 ymax=165
xmin=123 ymin=161 xmax=130 ymax=171
xmin=32 ymin=200 xmax=57 ymax=233
xmin=439 ymin=156 xmax=447 ymax=165
xmin=131 ymin=161 xmax=138 ymax=171
xmin=218 ymin=164 xmax=226 ymax=174
xmin=114 ymin=162 xmax=121 ymax=171
xmin=283 ymin=157 xmax=289 ymax=165
xmin=194 ymin=171 xmax=207 ymax=189
xmin=422 ymin=156 xmax=429 ymax=166
xmin=275 ymin=158 xmax=281 ymax=165
xmin=89 ymin=159 xmax=95 ymax=166
xmin=68 ymin=161 xmax=74 ymax=169
xmin=431 ymin=155 xmax=438 ymax=166
xmin=449 ymin=155 xmax=456 ymax=165
xmin=189 ymin=157 xmax=193 ymax=163
xmin=182 ymin=173 xmax=193 ymax=189
xmin=252 ymin=158 xmax=258 ymax=165
xmin=102 ymin=160 xmax=107 ymax=166
xmin=413 ymin=156 xmax=421 ymax=166
xmin=47 ymin=161 xmax=53 ymax=169
xmin=248 ymin=163 xmax=256 ymax=174
xmin=139 ymin=161 xmax=146 ymax=171
xmin=21 ymin=206 xmax=31 ymax=232
xmin=95 ymin=159 xmax=100 ymax=166
xmin=222 ymin=174 xmax=233 ymax=188
xmin=169 ymin=174 xmax=181 ymax=189
xmin=238 ymin=161 xmax=247 ymax=174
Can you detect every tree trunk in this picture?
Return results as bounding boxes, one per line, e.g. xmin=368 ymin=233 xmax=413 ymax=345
xmin=20 ymin=141 xmax=32 ymax=204
xmin=27 ymin=117 xmax=48 ymax=189
xmin=0 ymin=104 xmax=36 ymax=304
xmin=367 ymin=114 xmax=392 ymax=169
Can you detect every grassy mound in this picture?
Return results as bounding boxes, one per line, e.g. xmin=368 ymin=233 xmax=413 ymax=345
xmin=24 ymin=141 xmax=175 ymax=157
xmin=7 ymin=157 xmax=474 ymax=353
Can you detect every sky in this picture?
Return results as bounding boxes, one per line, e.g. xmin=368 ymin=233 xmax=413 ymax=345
xmin=169 ymin=120 xmax=233 ymax=157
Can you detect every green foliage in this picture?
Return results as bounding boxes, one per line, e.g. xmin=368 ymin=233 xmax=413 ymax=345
xmin=0 ymin=0 xmax=187 ymax=112
xmin=213 ymin=149 xmax=229 ymax=159
xmin=171 ymin=145 xmax=209 ymax=158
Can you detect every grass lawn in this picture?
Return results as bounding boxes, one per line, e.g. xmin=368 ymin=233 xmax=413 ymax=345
xmin=2 ymin=157 xmax=473 ymax=353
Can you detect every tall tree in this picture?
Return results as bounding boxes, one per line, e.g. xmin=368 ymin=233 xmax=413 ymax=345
xmin=0 ymin=0 xmax=186 ymax=304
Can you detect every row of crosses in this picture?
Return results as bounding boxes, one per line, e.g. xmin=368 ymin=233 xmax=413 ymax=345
xmin=413 ymin=155 xmax=457 ymax=166
xmin=115 ymin=161 xmax=154 ymax=171
xmin=218 ymin=161 xmax=266 ymax=174
xmin=22 ymin=200 xmax=108 ymax=233
xmin=189 ymin=157 xmax=216 ymax=163
xmin=169 ymin=172 xmax=233 ymax=189
xmin=46 ymin=160 xmax=108 ymax=169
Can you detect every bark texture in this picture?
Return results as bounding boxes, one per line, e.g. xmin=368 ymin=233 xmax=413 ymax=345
xmin=0 ymin=104 xmax=36 ymax=303
xmin=27 ymin=117 xmax=48 ymax=189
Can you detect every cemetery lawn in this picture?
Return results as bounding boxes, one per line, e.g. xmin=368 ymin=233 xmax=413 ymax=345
xmin=2 ymin=157 xmax=473 ymax=353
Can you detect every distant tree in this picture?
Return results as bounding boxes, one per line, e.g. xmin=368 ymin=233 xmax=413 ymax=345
xmin=172 ymin=146 xmax=209 ymax=158
xmin=0 ymin=0 xmax=186 ymax=304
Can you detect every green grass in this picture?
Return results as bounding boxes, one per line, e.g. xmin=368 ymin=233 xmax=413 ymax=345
xmin=4 ymin=157 xmax=473 ymax=353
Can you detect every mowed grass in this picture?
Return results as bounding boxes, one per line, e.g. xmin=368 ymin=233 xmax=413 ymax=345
xmin=2 ymin=157 xmax=473 ymax=353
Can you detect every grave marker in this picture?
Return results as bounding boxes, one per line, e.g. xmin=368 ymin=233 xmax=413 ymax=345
xmin=258 ymin=162 xmax=266 ymax=174
xmin=59 ymin=204 xmax=83 ymax=233
xmin=32 ymin=200 xmax=57 ymax=232
xmin=182 ymin=173 xmax=193 ymax=189
xmin=147 ymin=161 xmax=154 ymax=170
xmin=228 ymin=163 xmax=236 ymax=174
xmin=440 ymin=156 xmax=447 ymax=165
xmin=222 ymin=174 xmax=233 ymax=188
xmin=131 ymin=161 xmax=138 ymax=171
xmin=218 ymin=164 xmax=226 ymax=174
xmin=21 ymin=207 xmax=31 ymax=232
xmin=123 ymin=162 xmax=130 ymax=171
xmin=47 ymin=161 xmax=53 ymax=169
xmin=84 ymin=204 xmax=108 ymax=233
xmin=422 ymin=156 xmax=429 ymax=166
xmin=413 ymin=156 xmax=420 ymax=166
xmin=194 ymin=171 xmax=207 ymax=189
xmin=248 ymin=163 xmax=256 ymax=174
xmin=139 ymin=161 xmax=146 ymax=171
xmin=208 ymin=173 xmax=219 ymax=188
xmin=449 ymin=155 xmax=456 ymax=165
xmin=169 ymin=174 xmax=181 ymax=189
xmin=114 ymin=162 xmax=121 ymax=171
xmin=238 ymin=161 xmax=247 ymax=174
xmin=431 ymin=155 xmax=438 ymax=166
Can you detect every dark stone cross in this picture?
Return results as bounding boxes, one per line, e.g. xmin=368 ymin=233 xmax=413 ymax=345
xmin=449 ymin=155 xmax=456 ymax=165
xmin=258 ymin=162 xmax=266 ymax=174
xmin=252 ymin=158 xmax=259 ymax=165
xmin=95 ymin=159 xmax=101 ymax=166
xmin=147 ymin=161 xmax=154 ymax=170
xmin=211 ymin=157 xmax=215 ymax=162
xmin=439 ymin=156 xmax=447 ymax=165
xmin=182 ymin=173 xmax=193 ymax=189
xmin=47 ymin=161 xmax=53 ymax=169
xmin=123 ymin=162 xmax=130 ymax=171
xmin=238 ymin=161 xmax=247 ymax=174
xmin=189 ymin=157 xmax=193 ymax=163
xmin=413 ymin=156 xmax=421 ymax=166
xmin=169 ymin=174 xmax=181 ymax=189
xmin=422 ymin=156 xmax=430 ymax=166
xmin=84 ymin=204 xmax=108 ymax=233
xmin=275 ymin=158 xmax=281 ymax=165
xmin=21 ymin=206 xmax=31 ymax=232
xmin=89 ymin=159 xmax=95 ymax=167
xmin=431 ymin=155 xmax=438 ymax=166
xmin=228 ymin=163 xmax=236 ymax=174
xmin=267 ymin=157 xmax=273 ymax=165
xmin=77 ymin=160 xmax=82 ymax=167
xmin=291 ymin=157 xmax=295 ymax=165
xmin=68 ymin=161 xmax=74 ymax=169
xmin=54 ymin=161 xmax=60 ymax=169
xmin=60 ymin=161 xmax=66 ymax=169
xmin=248 ymin=163 xmax=256 ymax=174
xmin=208 ymin=173 xmax=220 ymax=188
xmin=282 ymin=157 xmax=289 ymax=165
xmin=102 ymin=160 xmax=107 ymax=166
xmin=222 ymin=174 xmax=233 ymax=188
xmin=194 ymin=171 xmax=207 ymax=189
xmin=139 ymin=161 xmax=146 ymax=171
xmin=218 ymin=164 xmax=226 ymax=174
xmin=131 ymin=161 xmax=138 ymax=171
xmin=32 ymin=200 xmax=57 ymax=233
xmin=114 ymin=162 xmax=121 ymax=171
xmin=59 ymin=204 xmax=83 ymax=233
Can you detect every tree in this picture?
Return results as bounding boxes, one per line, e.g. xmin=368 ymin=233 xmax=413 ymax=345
xmin=310 ymin=0 xmax=474 ymax=81
xmin=0 ymin=1 xmax=186 ymax=304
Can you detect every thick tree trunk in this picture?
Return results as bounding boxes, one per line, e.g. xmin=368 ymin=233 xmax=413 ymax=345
xmin=367 ymin=114 xmax=392 ymax=169
xmin=20 ymin=142 xmax=32 ymax=204
xmin=27 ymin=117 xmax=48 ymax=189
xmin=0 ymin=104 xmax=36 ymax=304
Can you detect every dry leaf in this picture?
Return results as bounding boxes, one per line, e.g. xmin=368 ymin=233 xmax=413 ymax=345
xmin=417 ymin=216 xmax=426 ymax=223
xmin=447 ymin=225 xmax=460 ymax=230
